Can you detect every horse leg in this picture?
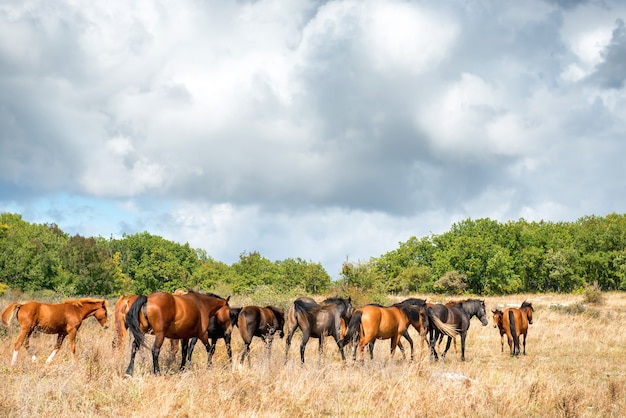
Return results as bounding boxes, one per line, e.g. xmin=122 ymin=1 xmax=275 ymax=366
xmin=224 ymin=335 xmax=233 ymax=363
xmin=151 ymin=334 xmax=165 ymax=374
xmin=12 ymin=328 xmax=35 ymax=365
xmin=522 ymin=332 xmax=527 ymax=355
xmin=299 ymin=330 xmax=311 ymax=364
xmin=46 ymin=333 xmax=67 ymax=364
xmin=125 ymin=337 xmax=141 ymax=376
xmin=368 ymin=341 xmax=375 ymax=360
xmin=395 ymin=339 xmax=405 ymax=360
xmin=506 ymin=332 xmax=514 ymax=356
xmin=240 ymin=337 xmax=251 ymax=366
xmin=284 ymin=328 xmax=295 ymax=363
xmin=187 ymin=337 xmax=198 ymax=363
xmin=500 ymin=333 xmax=505 ymax=353
xmin=206 ymin=337 xmax=218 ymax=367
xmin=429 ymin=329 xmax=439 ymax=361
xmin=403 ymin=332 xmax=414 ymax=362
xmin=179 ymin=337 xmax=189 ymax=371
xmin=441 ymin=336 xmax=452 ymax=359
xmin=460 ymin=331 xmax=467 ymax=361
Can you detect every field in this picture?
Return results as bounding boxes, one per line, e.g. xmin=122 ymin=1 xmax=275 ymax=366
xmin=1 ymin=293 xmax=625 ymax=417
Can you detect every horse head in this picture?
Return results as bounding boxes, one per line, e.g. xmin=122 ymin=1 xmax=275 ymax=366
xmin=269 ymin=306 xmax=285 ymax=338
xmin=492 ymin=309 xmax=504 ymax=329
xmin=95 ymin=300 xmax=109 ymax=329
xmin=521 ymin=301 xmax=534 ymax=324
xmin=477 ymin=300 xmax=489 ymax=326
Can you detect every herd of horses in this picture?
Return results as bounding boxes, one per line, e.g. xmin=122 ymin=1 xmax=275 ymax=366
xmin=0 ymin=290 xmax=535 ymax=375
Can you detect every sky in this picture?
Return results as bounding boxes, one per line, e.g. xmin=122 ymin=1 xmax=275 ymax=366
xmin=1 ymin=0 xmax=626 ymax=278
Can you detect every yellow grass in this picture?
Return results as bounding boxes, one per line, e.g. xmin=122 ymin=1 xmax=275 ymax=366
xmin=1 ymin=293 xmax=625 ymax=417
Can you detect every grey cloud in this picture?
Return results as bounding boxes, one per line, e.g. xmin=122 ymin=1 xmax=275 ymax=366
xmin=588 ymin=19 xmax=626 ymax=89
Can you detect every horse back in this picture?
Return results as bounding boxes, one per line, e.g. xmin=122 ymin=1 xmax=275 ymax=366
xmin=502 ymin=308 xmax=527 ymax=335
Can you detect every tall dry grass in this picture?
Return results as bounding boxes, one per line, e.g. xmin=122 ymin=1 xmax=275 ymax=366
xmin=0 ymin=293 xmax=625 ymax=417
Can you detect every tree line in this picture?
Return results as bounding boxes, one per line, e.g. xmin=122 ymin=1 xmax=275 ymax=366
xmin=1 ymin=212 xmax=625 ymax=298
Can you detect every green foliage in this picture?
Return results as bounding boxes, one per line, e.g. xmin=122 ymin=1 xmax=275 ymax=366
xmin=432 ymin=271 xmax=468 ymax=294
xmin=3 ymin=211 xmax=626 ymax=297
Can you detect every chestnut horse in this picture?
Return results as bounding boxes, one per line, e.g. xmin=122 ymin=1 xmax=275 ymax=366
xmin=124 ymin=290 xmax=230 ymax=375
xmin=342 ymin=299 xmax=431 ymax=362
xmin=238 ymin=305 xmax=285 ymax=366
xmin=501 ymin=301 xmax=534 ymax=356
xmin=427 ymin=299 xmax=489 ymax=361
xmin=1 ymin=298 xmax=109 ymax=366
xmin=363 ymin=298 xmax=430 ymax=361
xmin=112 ymin=294 xmax=179 ymax=358
xmin=285 ymin=296 xmax=354 ymax=363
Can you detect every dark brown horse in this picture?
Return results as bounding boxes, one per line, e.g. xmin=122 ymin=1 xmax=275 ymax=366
xmin=1 ymin=298 xmax=109 ymax=366
xmin=285 ymin=296 xmax=353 ymax=363
xmin=187 ymin=305 xmax=242 ymax=366
xmin=238 ymin=305 xmax=285 ymax=366
xmin=124 ymin=290 xmax=230 ymax=375
xmin=501 ymin=301 xmax=534 ymax=356
xmin=342 ymin=299 xmax=431 ymax=362
xmin=491 ymin=308 xmax=507 ymax=352
xmin=427 ymin=299 xmax=489 ymax=361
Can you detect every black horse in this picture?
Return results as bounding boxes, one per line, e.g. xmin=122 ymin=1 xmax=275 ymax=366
xmin=187 ymin=306 xmax=241 ymax=366
xmin=427 ymin=299 xmax=489 ymax=361
xmin=238 ymin=305 xmax=285 ymax=366
xmin=285 ymin=296 xmax=354 ymax=363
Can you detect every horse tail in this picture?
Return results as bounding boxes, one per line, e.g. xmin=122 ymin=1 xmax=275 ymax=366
xmin=508 ymin=310 xmax=519 ymax=351
xmin=1 ymin=303 xmax=21 ymax=327
xmin=342 ymin=310 xmax=362 ymax=346
xmin=126 ymin=295 xmax=148 ymax=348
xmin=429 ymin=315 xmax=459 ymax=338
xmin=293 ymin=300 xmax=311 ymax=331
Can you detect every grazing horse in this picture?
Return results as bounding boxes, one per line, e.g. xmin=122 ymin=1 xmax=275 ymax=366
xmin=187 ymin=306 xmax=242 ymax=366
xmin=238 ymin=305 xmax=285 ymax=366
xmin=491 ymin=309 xmax=507 ymax=352
xmin=1 ymin=298 xmax=109 ymax=366
xmin=427 ymin=299 xmax=489 ymax=361
xmin=342 ymin=299 xmax=431 ymax=362
xmin=501 ymin=301 xmax=534 ymax=356
xmin=285 ymin=296 xmax=354 ymax=363
xmin=124 ymin=290 xmax=230 ymax=375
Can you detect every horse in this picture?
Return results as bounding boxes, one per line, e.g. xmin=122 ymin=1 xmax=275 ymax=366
xmin=124 ymin=290 xmax=230 ymax=375
xmin=363 ymin=298 xmax=430 ymax=361
xmin=491 ymin=309 xmax=507 ymax=352
xmin=501 ymin=301 xmax=534 ymax=356
xmin=1 ymin=298 xmax=109 ymax=366
xmin=285 ymin=296 xmax=354 ymax=363
xmin=112 ymin=294 xmax=179 ymax=359
xmin=422 ymin=301 xmax=459 ymax=354
xmin=237 ymin=305 xmax=285 ymax=366
xmin=342 ymin=299 xmax=431 ymax=362
xmin=427 ymin=299 xmax=489 ymax=361
xmin=187 ymin=306 xmax=242 ymax=366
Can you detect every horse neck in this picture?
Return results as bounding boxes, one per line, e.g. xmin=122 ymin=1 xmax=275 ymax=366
xmin=77 ymin=300 xmax=103 ymax=319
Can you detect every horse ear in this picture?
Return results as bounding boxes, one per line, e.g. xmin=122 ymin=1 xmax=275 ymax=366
xmin=225 ymin=296 xmax=231 ymax=303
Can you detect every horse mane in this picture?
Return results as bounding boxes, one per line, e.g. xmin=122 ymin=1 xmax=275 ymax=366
xmin=64 ymin=298 xmax=107 ymax=308
xmin=178 ymin=289 xmax=227 ymax=300
xmin=521 ymin=300 xmax=534 ymax=311
xmin=321 ymin=296 xmax=349 ymax=305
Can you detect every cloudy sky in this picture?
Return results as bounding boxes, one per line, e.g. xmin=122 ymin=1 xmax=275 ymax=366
xmin=1 ymin=0 xmax=625 ymax=278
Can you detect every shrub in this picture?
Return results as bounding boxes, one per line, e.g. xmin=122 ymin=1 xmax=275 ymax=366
xmin=583 ymin=281 xmax=604 ymax=305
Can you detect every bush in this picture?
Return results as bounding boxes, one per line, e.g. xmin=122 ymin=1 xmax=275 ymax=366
xmin=583 ymin=281 xmax=605 ymax=305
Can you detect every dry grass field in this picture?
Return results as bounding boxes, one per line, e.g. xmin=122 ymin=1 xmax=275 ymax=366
xmin=1 ymin=293 xmax=625 ymax=417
